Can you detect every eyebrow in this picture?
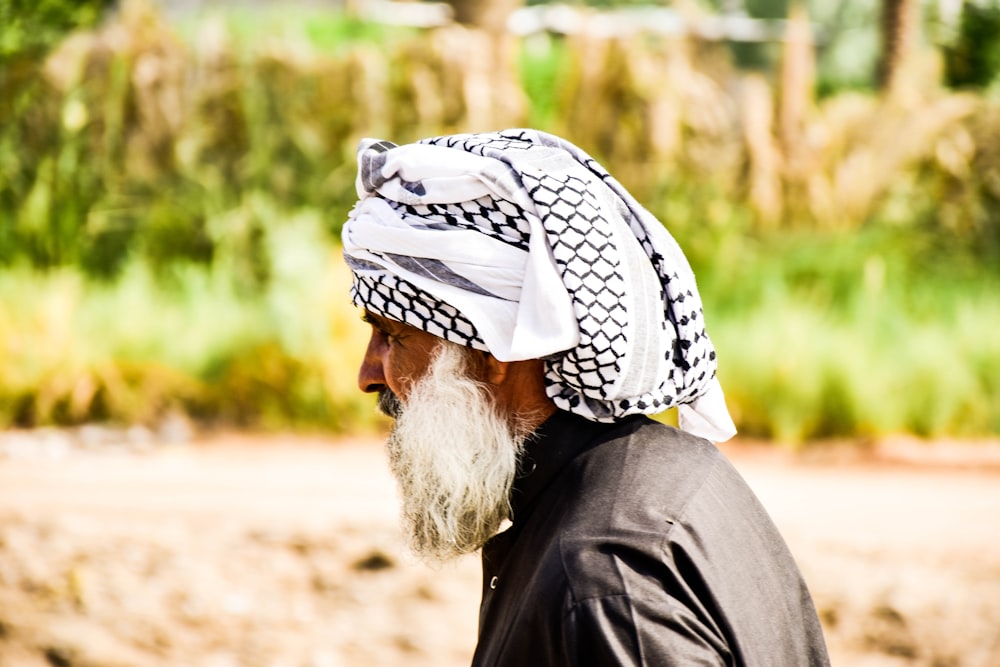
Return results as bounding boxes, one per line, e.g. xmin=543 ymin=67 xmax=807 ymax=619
xmin=361 ymin=311 xmax=392 ymax=333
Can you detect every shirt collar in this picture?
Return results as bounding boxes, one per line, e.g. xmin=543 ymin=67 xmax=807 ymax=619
xmin=510 ymin=409 xmax=625 ymax=523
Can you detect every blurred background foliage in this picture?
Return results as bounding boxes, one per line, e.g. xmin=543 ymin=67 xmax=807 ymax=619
xmin=1 ymin=0 xmax=999 ymax=444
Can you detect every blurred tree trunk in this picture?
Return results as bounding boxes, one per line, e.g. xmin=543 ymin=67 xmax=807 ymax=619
xmin=439 ymin=0 xmax=526 ymax=129
xmin=779 ymin=2 xmax=814 ymax=148
xmin=879 ymin=0 xmax=920 ymax=92
xmin=444 ymin=0 xmax=522 ymax=30
xmin=777 ymin=2 xmax=815 ymax=229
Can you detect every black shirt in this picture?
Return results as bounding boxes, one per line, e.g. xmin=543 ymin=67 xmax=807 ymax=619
xmin=473 ymin=410 xmax=830 ymax=666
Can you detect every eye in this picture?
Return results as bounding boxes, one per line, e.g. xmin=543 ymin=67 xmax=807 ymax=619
xmin=361 ymin=314 xmax=407 ymax=348
xmin=374 ymin=326 xmax=403 ymax=348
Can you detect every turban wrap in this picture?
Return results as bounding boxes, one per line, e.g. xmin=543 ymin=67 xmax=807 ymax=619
xmin=342 ymin=129 xmax=736 ymax=442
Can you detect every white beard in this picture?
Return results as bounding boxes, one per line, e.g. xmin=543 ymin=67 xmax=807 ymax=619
xmin=381 ymin=342 xmax=526 ymax=562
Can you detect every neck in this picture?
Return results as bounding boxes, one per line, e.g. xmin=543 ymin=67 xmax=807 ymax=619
xmin=512 ymin=359 xmax=558 ymax=433
xmin=478 ymin=355 xmax=557 ymax=435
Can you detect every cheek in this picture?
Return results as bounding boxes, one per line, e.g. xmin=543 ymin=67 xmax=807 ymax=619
xmin=384 ymin=349 xmax=425 ymax=400
xmin=386 ymin=341 xmax=440 ymax=400
xmin=383 ymin=353 xmax=408 ymax=398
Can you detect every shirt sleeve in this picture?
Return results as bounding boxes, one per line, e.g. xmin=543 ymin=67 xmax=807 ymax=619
xmin=563 ymin=593 xmax=731 ymax=667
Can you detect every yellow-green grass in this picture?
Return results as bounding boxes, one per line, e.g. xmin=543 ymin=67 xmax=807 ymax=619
xmin=0 ymin=210 xmax=378 ymax=432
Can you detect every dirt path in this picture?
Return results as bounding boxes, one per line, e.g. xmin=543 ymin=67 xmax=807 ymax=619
xmin=1 ymin=433 xmax=999 ymax=667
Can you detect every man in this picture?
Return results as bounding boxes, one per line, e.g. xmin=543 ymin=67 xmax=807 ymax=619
xmin=342 ymin=129 xmax=829 ymax=666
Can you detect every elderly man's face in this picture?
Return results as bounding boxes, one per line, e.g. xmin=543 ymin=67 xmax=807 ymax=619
xmin=358 ymin=312 xmax=452 ymax=403
xmin=357 ymin=311 xmax=524 ymax=561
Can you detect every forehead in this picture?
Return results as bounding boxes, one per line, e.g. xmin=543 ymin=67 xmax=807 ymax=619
xmin=363 ymin=311 xmax=433 ymax=340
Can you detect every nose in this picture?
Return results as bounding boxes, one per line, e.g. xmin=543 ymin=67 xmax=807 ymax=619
xmin=357 ymin=330 xmax=387 ymax=394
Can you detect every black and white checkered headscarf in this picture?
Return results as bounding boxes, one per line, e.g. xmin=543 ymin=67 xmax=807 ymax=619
xmin=342 ymin=129 xmax=735 ymax=442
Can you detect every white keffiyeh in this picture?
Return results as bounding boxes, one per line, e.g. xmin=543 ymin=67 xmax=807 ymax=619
xmin=342 ymin=129 xmax=736 ymax=442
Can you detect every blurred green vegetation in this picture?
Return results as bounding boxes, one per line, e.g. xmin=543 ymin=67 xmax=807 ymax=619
xmin=1 ymin=0 xmax=999 ymax=443
xmin=0 ymin=0 xmax=114 ymax=60
xmin=942 ymin=0 xmax=1000 ymax=90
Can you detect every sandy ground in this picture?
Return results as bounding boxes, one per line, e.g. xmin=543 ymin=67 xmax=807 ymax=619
xmin=1 ymin=431 xmax=999 ymax=667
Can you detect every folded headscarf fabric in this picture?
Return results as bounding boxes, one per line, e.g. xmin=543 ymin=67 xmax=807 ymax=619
xmin=342 ymin=129 xmax=736 ymax=442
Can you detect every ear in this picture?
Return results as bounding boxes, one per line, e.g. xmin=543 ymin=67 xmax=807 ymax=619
xmin=483 ymin=353 xmax=511 ymax=386
xmin=482 ymin=356 xmax=557 ymax=431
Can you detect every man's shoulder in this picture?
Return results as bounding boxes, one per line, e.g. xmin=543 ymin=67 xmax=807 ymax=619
xmin=553 ymin=417 xmax=778 ymax=602
xmin=545 ymin=418 xmax=719 ymax=600
xmin=574 ymin=415 xmax=727 ymax=500
xmin=558 ymin=416 xmax=759 ymax=556
xmin=543 ymin=418 xmax=722 ymax=547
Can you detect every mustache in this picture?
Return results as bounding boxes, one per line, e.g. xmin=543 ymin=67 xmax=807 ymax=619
xmin=377 ymin=389 xmax=403 ymax=418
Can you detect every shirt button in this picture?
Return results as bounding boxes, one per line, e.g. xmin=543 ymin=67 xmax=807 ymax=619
xmin=489 ymin=576 xmax=499 ymax=589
